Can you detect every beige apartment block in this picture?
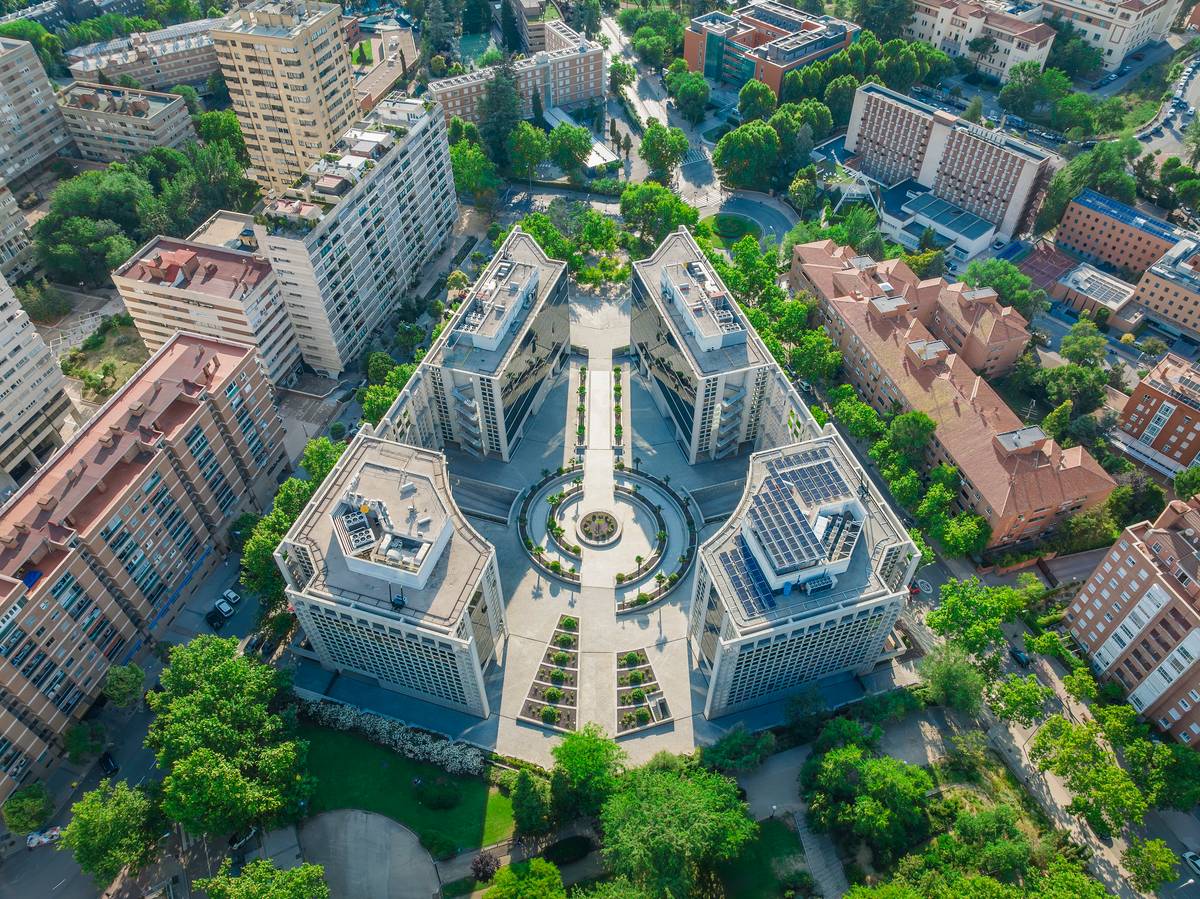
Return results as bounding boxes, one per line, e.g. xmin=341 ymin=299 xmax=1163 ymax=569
xmin=0 ymin=273 xmax=72 ymax=493
xmin=254 ymin=94 xmax=456 ymax=377
xmin=57 ymin=83 xmax=196 ymax=164
xmin=112 ymin=221 xmax=301 ymax=387
xmin=1041 ymin=0 xmax=1181 ymax=70
xmin=508 ymin=0 xmax=560 ymax=51
xmin=0 ymin=38 xmax=72 ymax=186
xmin=65 ymin=18 xmax=223 ymax=90
xmin=214 ymin=0 xmax=356 ymax=194
xmin=0 ymin=181 xmax=33 ymax=281
xmin=427 ymin=21 xmax=604 ymax=125
xmin=845 ymin=83 xmax=1052 ymax=239
xmin=791 ymin=239 xmax=1030 ymax=377
xmin=1067 ymin=499 xmax=1200 ymax=746
xmin=1132 ymin=237 xmax=1200 ymax=341
xmin=0 ymin=332 xmax=287 ymax=803
xmin=903 ymin=0 xmax=1053 ymax=81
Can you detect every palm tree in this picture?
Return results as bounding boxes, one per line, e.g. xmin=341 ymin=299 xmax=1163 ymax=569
xmin=635 ymin=554 xmax=644 ymax=571
xmin=656 ymin=530 xmax=668 ymax=544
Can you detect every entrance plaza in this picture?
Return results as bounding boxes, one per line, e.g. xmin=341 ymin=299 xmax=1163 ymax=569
xmin=287 ymin=230 xmax=917 ymax=767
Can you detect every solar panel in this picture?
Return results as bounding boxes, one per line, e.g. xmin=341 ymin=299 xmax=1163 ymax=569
xmin=719 ymin=536 xmax=775 ymax=618
xmin=748 ymin=478 xmax=824 ymax=573
xmin=766 ymin=447 xmax=852 ymax=506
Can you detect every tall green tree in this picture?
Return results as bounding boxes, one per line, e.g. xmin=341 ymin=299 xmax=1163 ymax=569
xmin=511 ymin=769 xmax=553 ymax=836
xmin=886 ymin=411 xmax=936 ymax=466
xmin=103 ymin=663 xmax=145 ymax=707
xmin=1175 ymin=465 xmax=1200 ymax=501
xmin=61 ymin=780 xmax=159 ymax=885
xmin=1122 ymin=838 xmax=1177 ymax=893
xmin=618 ymin=182 xmax=699 ymax=245
xmin=477 ymin=58 xmax=522 ymax=166
xmin=737 ymin=78 xmax=777 ymax=122
xmin=824 ymin=74 xmax=859 ymax=128
xmin=485 ymin=859 xmax=566 ymax=898
xmin=2 ymin=782 xmax=52 ymax=834
xmin=507 ymin=120 xmax=549 ymax=183
xmin=712 ymin=120 xmax=779 ymax=190
xmin=197 ymin=859 xmax=330 ymax=899
xmin=638 ymin=121 xmax=689 ymax=182
xmin=961 ymin=257 xmax=1046 ymax=320
xmin=850 ymin=0 xmax=913 ymax=40
xmin=988 ymin=674 xmax=1053 ymax=727
xmin=547 ymin=123 xmax=593 ymax=173
xmin=926 ymin=576 xmax=1031 ymax=658
xmin=549 ymin=723 xmax=624 ymax=819
xmin=672 ymin=72 xmax=710 ymax=124
xmin=919 ymin=643 xmax=984 ymax=715
xmin=450 ymin=140 xmax=502 ymax=203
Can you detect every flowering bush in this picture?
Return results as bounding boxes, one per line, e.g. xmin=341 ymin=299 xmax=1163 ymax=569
xmin=298 ymin=699 xmax=485 ymax=776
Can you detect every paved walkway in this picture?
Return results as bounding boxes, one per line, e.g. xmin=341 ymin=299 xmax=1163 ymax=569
xmin=793 ymin=810 xmax=849 ymax=899
xmin=300 ymin=810 xmax=438 ymax=899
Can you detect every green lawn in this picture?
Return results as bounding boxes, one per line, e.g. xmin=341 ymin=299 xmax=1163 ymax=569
xmin=301 ymin=724 xmax=514 ymax=856
xmin=718 ymin=817 xmax=806 ymax=898
xmin=701 ymin=213 xmax=762 ymax=251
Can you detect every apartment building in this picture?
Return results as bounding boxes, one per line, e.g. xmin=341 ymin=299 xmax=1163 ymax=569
xmin=689 ymin=435 xmax=916 ymax=717
xmin=427 ymin=21 xmax=604 ymax=125
xmin=0 ymin=182 xmax=33 ymax=281
xmin=1067 ymin=498 xmax=1200 ymax=745
xmin=903 ymin=0 xmax=1054 ymax=82
xmin=0 ymin=0 xmax=68 ymax=31
xmin=1131 ymin=237 xmax=1200 ymax=341
xmin=254 ymin=95 xmax=456 ymax=377
xmin=631 ymin=229 xmax=775 ymax=464
xmin=0 ymin=332 xmax=286 ymax=803
xmin=845 ymin=84 xmax=1053 ymax=246
xmin=277 ymin=436 xmax=505 ymax=716
xmin=0 ymin=274 xmax=72 ymax=493
xmin=214 ymin=0 xmax=356 ymax=194
xmin=0 ymin=38 xmax=72 ymax=187
xmin=794 ymin=240 xmax=1115 ymax=547
xmin=65 ymin=18 xmax=223 ymax=90
xmin=791 ymin=239 xmax=1030 ymax=377
xmin=1040 ymin=0 xmax=1182 ymax=70
xmin=683 ymin=1 xmax=859 ymax=95
xmin=420 ymin=227 xmax=569 ymax=461
xmin=507 ymin=0 xmax=560 ymax=51
xmin=111 ymin=219 xmax=301 ymax=387
xmin=1055 ymin=189 xmax=1181 ymax=278
xmin=57 ymin=83 xmax=195 ymax=164
xmin=1111 ymin=353 xmax=1200 ymax=476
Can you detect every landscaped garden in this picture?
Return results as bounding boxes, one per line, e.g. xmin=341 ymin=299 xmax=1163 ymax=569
xmin=579 ymin=509 xmax=619 ymax=544
xmin=301 ymin=724 xmax=514 ymax=858
xmin=700 ymin=213 xmax=762 ymax=251
xmin=717 ymin=817 xmax=808 ymax=898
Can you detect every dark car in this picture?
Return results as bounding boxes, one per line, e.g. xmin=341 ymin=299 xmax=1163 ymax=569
xmin=243 ymin=634 xmax=264 ymax=655
xmin=98 ymin=752 xmax=119 ymax=776
xmin=261 ymin=637 xmax=281 ymax=658
xmin=205 ymin=609 xmax=227 ymax=631
xmin=1009 ymin=646 xmax=1031 ymax=667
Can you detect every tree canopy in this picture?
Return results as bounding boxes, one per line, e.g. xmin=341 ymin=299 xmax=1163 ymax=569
xmin=61 ymin=780 xmax=160 ymax=885
xmin=550 ymin=723 xmax=625 ymax=819
xmin=196 ymin=859 xmax=330 ymax=899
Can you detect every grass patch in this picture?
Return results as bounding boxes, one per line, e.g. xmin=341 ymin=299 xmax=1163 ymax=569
xmin=992 ymin=375 xmax=1042 ymax=425
xmin=61 ymin=322 xmax=148 ymax=401
xmin=702 ymin=123 xmax=730 ymax=143
xmin=718 ymin=817 xmax=805 ymax=899
xmin=352 ymin=40 xmax=373 ymax=65
xmin=929 ymin=747 xmax=1050 ymax=838
xmin=301 ymin=724 xmax=514 ymax=856
xmin=442 ymin=876 xmax=482 ymax=896
xmin=700 ymin=214 xmax=762 ymax=251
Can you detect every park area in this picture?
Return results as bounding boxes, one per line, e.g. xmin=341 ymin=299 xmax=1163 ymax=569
xmin=301 ymin=724 xmax=514 ymax=860
xmin=700 ymin=213 xmax=763 ymax=251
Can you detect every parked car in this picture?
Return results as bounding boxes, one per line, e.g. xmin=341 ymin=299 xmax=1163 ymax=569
xmin=243 ymin=634 xmax=264 ymax=654
xmin=1009 ymin=646 xmax=1032 ymax=667
xmin=214 ymin=597 xmax=235 ymax=619
xmin=98 ymin=751 xmax=119 ymax=776
xmin=26 ymin=827 xmax=62 ymax=849
xmin=205 ymin=609 xmax=227 ymax=631
xmin=222 ymin=588 xmax=241 ymax=606
xmin=261 ymin=636 xmax=282 ymax=658
xmin=1184 ymin=851 xmax=1200 ymax=877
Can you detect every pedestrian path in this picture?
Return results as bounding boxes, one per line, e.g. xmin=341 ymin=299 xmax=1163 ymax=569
xmin=792 ymin=810 xmax=848 ymax=898
xmin=682 ymin=146 xmax=708 ymax=166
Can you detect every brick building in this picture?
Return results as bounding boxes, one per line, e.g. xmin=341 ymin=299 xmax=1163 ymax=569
xmin=1055 ymin=189 xmax=1180 ymax=278
xmin=0 ymin=333 xmax=286 ymax=803
xmin=1112 ymin=353 xmax=1200 ymax=476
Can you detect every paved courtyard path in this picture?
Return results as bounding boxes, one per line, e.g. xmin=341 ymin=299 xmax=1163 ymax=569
xmin=299 ymin=810 xmax=438 ymax=899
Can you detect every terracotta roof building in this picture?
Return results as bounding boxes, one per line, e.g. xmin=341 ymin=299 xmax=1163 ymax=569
xmin=0 ymin=332 xmax=286 ymax=803
xmin=794 ymin=239 xmax=1115 ymax=547
xmin=903 ymin=0 xmax=1054 ymax=82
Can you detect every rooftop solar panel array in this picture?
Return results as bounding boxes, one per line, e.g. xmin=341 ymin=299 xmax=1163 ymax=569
xmin=719 ymin=535 xmax=776 ymax=618
xmin=748 ymin=480 xmax=824 ymax=573
xmin=766 ymin=447 xmax=852 ymax=505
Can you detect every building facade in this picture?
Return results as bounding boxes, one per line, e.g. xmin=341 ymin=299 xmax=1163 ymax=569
xmin=0 ymin=333 xmax=286 ymax=803
xmin=1055 ymin=189 xmax=1181 ymax=278
xmin=0 ymin=38 xmax=72 ymax=187
xmin=277 ymin=436 xmax=506 ymax=717
xmin=793 ymin=240 xmax=1116 ymax=547
xmin=689 ymin=436 xmax=916 ymax=717
xmin=111 ymin=224 xmax=301 ymax=387
xmin=683 ymin=1 xmax=858 ymax=95
xmin=845 ymin=83 xmax=1053 ymax=241
xmin=0 ymin=181 xmax=33 ymax=281
xmin=0 ymin=273 xmax=72 ymax=493
xmin=1112 ymin=354 xmax=1200 ymax=476
xmin=1040 ymin=0 xmax=1182 ymax=70
xmin=903 ymin=0 xmax=1054 ymax=81
xmin=1067 ymin=498 xmax=1200 ymax=746
xmin=65 ymin=18 xmax=223 ymax=90
xmin=631 ymin=229 xmax=775 ymax=464
xmin=253 ymin=95 xmax=456 ymax=377
xmin=213 ymin=0 xmax=356 ymax=194
xmin=427 ymin=21 xmax=604 ymax=125
xmin=507 ymin=0 xmax=559 ymax=51
xmin=57 ymin=83 xmax=196 ymax=163
xmin=1052 ymin=262 xmax=1143 ymax=333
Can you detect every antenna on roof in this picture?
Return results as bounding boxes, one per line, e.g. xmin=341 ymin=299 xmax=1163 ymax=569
xmin=1022 ymin=398 xmax=1038 ymax=422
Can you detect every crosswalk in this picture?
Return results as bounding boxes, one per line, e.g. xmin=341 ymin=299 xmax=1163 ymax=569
xmin=682 ymin=146 xmax=709 ymax=167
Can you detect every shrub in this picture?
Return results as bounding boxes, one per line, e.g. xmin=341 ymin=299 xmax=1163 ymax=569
xmin=421 ymin=831 xmax=458 ymax=859
xmin=552 ymin=651 xmax=571 ymax=666
xmin=543 ymin=835 xmax=595 ymax=866
xmin=541 ymin=706 xmax=560 ymax=724
xmin=628 ymin=670 xmax=645 ymax=686
xmin=413 ymin=777 xmax=462 ymax=810
xmin=636 ymin=592 xmax=650 ymax=604
xmin=472 ymin=851 xmax=501 ymax=882
xmin=622 ymin=651 xmax=641 ymax=668
xmin=2 ymin=783 xmax=52 ymax=835
xmin=549 ymin=560 xmax=562 ymax=573
xmin=555 ymin=633 xmax=575 ymax=648
xmin=329 ymin=421 xmax=346 ymax=440
xmin=549 ymin=668 xmax=566 ymax=684
xmin=560 ymin=617 xmax=578 ymax=631
xmin=544 ymin=686 xmax=563 ymax=703
xmin=490 ymin=767 xmax=519 ymax=794
xmin=630 ymin=688 xmax=646 ymax=704
xmin=635 ymin=707 xmax=651 ymax=725
xmin=616 ymin=573 xmax=625 ymax=583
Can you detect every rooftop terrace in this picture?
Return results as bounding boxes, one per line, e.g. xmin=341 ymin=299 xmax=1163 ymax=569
xmin=114 ymin=236 xmax=272 ymax=301
xmin=58 ymin=82 xmax=182 ymax=118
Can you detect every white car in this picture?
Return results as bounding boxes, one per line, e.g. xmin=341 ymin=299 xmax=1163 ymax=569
xmin=1184 ymin=851 xmax=1200 ymax=877
xmin=214 ymin=597 xmax=235 ymax=619
xmin=222 ymin=588 xmax=241 ymax=606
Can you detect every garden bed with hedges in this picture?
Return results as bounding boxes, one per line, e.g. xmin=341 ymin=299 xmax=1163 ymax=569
xmin=615 ymin=648 xmax=671 ymax=735
xmin=519 ymin=615 xmax=581 ymax=733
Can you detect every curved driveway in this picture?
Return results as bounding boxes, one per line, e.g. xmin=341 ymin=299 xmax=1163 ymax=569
xmin=695 ymin=191 xmax=800 ymax=246
xmin=299 ymin=810 xmax=438 ymax=899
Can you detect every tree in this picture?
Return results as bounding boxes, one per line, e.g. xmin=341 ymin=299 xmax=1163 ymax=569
xmin=2 ymin=782 xmax=52 ymax=834
xmin=738 ymin=78 xmax=777 ymax=122
xmin=194 ymin=109 xmax=247 ymax=163
xmin=700 ymin=724 xmax=776 ymax=773
xmin=550 ymin=723 xmax=624 ymax=819
xmin=1048 ymin=20 xmax=1103 ymax=78
xmin=485 ymin=859 xmax=566 ymax=899
xmin=619 ymin=182 xmax=698 ymax=245
xmin=963 ymin=95 xmax=983 ymax=123
xmin=511 ymin=769 xmax=553 ymax=836
xmin=988 ymin=674 xmax=1052 ymax=727
xmin=360 ymin=363 xmax=416 ymax=424
xmin=1121 ymin=837 xmax=1177 ymax=893
xmin=1174 ymin=465 xmax=1200 ymax=500
xmin=1041 ymin=399 xmax=1072 ymax=442
xmin=65 ymin=721 xmax=106 ymax=763
xmin=961 ymin=258 xmax=1045 ymax=320
xmin=506 ymin=121 xmax=548 ymax=184
xmin=478 ymin=58 xmax=522 ymax=166
xmin=1186 ymin=118 xmax=1200 ymax=169
xmin=887 ymin=411 xmax=936 ymax=466
xmin=146 ymin=636 xmax=310 ymax=836
xmin=713 ymin=120 xmax=779 ymax=190
xmin=547 ymin=123 xmax=593 ymax=173
xmin=501 ymin=0 xmax=521 ymax=51
xmin=197 ymin=859 xmax=329 ymax=899
xmin=638 ymin=121 xmax=689 ymax=182
xmin=1062 ymin=666 xmax=1098 ymax=702
xmin=919 ymin=643 xmax=984 ymax=715
xmin=673 ymin=72 xmax=710 ymax=124
xmin=631 ymin=27 xmax=668 ymax=67
xmin=61 ymin=780 xmax=158 ymax=885
xmin=790 ymin=329 xmax=841 ymax=383
xmin=851 ymin=0 xmax=913 ymax=40
xmin=450 ymin=141 xmax=501 ymax=203
xmin=600 ymin=765 xmax=757 ymax=898
xmin=940 ymin=513 xmax=991 ymax=558
xmin=609 ymin=59 xmax=636 ymax=94
xmin=103 ymin=662 xmax=145 ymax=708
xmin=927 ymin=577 xmax=1029 ymax=658
xmin=824 ymin=74 xmax=859 ymax=128
xmin=422 ymin=0 xmax=453 ymax=54
xmin=1060 ymin=316 xmax=1108 ymax=366
xmin=366 ymin=351 xmax=396 ymax=386
xmin=788 ymin=167 xmax=819 ymax=210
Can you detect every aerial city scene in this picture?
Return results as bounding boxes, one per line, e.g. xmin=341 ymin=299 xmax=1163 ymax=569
xmin=3 ymin=0 xmax=1200 ymax=895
